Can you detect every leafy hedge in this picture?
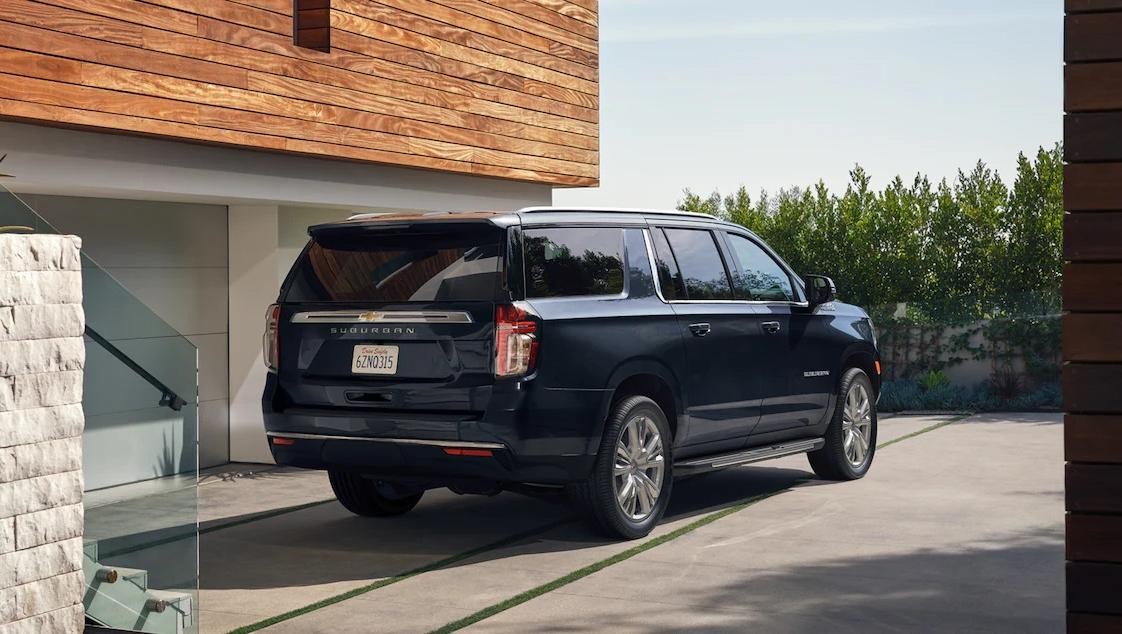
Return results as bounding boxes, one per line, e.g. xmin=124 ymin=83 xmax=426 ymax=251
xmin=679 ymin=145 xmax=1063 ymax=410
xmin=878 ymin=378 xmax=1060 ymax=413
xmin=678 ymin=144 xmax=1062 ymax=322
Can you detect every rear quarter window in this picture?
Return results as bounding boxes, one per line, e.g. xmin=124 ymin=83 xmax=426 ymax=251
xmin=523 ymin=227 xmax=625 ymax=298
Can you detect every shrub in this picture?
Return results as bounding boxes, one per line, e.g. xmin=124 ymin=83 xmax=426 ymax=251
xmin=878 ymin=379 xmax=1058 ymax=413
xmin=918 ymin=369 xmax=950 ymax=391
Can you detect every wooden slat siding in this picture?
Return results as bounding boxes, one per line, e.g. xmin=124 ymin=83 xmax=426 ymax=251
xmin=1063 ymin=263 xmax=1122 ymax=311
xmin=1068 ymin=464 xmax=1122 ymax=512
xmin=332 ymin=0 xmax=597 ymax=80
xmin=1066 ymin=6 xmax=1122 ymax=628
xmin=0 ymin=50 xmax=597 ymax=177
xmin=1066 ymin=113 xmax=1122 ymax=161
xmin=1064 ymin=365 xmax=1122 ymax=413
xmin=1066 ymin=13 xmax=1122 ymax=61
xmin=1065 ymin=213 xmax=1122 ymax=261
xmin=0 ymin=42 xmax=596 ymax=162
xmin=522 ymin=0 xmax=597 ymax=27
xmin=1063 ymin=314 xmax=1122 ymax=361
xmin=329 ymin=10 xmax=597 ymax=94
xmin=0 ymin=98 xmax=592 ymax=186
xmin=1070 ymin=613 xmax=1122 ymax=634
xmin=0 ymin=63 xmax=596 ymax=173
xmin=479 ymin=0 xmax=596 ymax=41
xmin=428 ymin=0 xmax=596 ymax=54
xmin=366 ymin=0 xmax=597 ymax=68
xmin=0 ymin=2 xmax=598 ymax=133
xmin=1068 ymin=514 xmax=1122 ymax=563
xmin=1065 ymin=164 xmax=1122 ymax=210
xmin=1066 ymin=63 xmax=1122 ymax=112
xmin=1068 ymin=563 xmax=1122 ymax=614
xmin=0 ymin=0 xmax=599 ymax=186
xmin=230 ymin=0 xmax=290 ymax=15
xmin=1066 ymin=415 xmax=1122 ymax=463
xmin=1068 ymin=0 xmax=1122 ymax=12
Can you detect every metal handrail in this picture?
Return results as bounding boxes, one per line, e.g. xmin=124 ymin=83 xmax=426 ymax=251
xmin=84 ymin=326 xmax=187 ymax=412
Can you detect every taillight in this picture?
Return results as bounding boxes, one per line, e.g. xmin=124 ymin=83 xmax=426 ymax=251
xmin=494 ymin=303 xmax=538 ymax=378
xmin=263 ymin=304 xmax=280 ymax=371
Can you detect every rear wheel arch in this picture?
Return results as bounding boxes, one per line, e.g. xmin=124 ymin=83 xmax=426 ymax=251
xmin=596 ymin=361 xmax=685 ymax=449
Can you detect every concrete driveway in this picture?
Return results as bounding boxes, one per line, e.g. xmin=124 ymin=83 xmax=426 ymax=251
xmin=196 ymin=413 xmax=1063 ymax=633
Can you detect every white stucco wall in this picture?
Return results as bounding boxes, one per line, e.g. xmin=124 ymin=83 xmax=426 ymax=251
xmin=22 ymin=195 xmax=231 ymax=470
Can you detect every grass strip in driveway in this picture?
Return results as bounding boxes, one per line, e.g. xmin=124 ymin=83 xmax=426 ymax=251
xmin=431 ymin=412 xmax=975 ymax=633
xmin=226 ymin=516 xmax=576 ymax=634
xmin=429 ymin=491 xmax=785 ymax=634
xmin=877 ymin=412 xmax=971 ymax=449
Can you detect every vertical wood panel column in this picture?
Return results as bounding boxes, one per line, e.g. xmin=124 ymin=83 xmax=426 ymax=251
xmin=1065 ymin=1 xmax=1122 ymax=630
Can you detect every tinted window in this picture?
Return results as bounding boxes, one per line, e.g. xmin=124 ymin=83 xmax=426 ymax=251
xmin=524 ymin=227 xmax=624 ymax=298
xmin=649 ymin=228 xmax=685 ymax=300
xmin=726 ymin=233 xmax=794 ymax=301
xmin=284 ymin=233 xmax=502 ymax=302
xmin=663 ymin=229 xmax=733 ymax=300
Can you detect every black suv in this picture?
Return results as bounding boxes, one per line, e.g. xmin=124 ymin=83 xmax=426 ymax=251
xmin=263 ymin=208 xmax=880 ymax=539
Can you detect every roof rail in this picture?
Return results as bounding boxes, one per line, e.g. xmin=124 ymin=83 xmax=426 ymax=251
xmin=517 ymin=206 xmax=717 ymax=219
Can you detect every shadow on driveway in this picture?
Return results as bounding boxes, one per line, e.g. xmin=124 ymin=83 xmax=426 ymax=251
xmin=198 ymin=464 xmax=813 ymax=593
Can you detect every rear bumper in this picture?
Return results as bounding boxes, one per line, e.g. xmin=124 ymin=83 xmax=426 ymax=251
xmin=263 ymin=374 xmax=603 ymax=484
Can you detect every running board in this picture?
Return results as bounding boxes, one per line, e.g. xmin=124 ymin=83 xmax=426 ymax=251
xmin=674 ymin=438 xmax=825 ymax=474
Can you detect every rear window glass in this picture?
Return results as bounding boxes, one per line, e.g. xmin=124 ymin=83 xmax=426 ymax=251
xmin=284 ymin=232 xmax=502 ymax=303
xmin=524 ymin=227 xmax=625 ymax=298
xmin=663 ymin=228 xmax=734 ymax=300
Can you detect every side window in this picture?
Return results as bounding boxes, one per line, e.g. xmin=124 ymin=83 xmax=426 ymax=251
xmin=523 ymin=227 xmax=625 ymax=298
xmin=663 ymin=228 xmax=734 ymax=300
xmin=725 ymin=233 xmax=794 ymax=302
xmin=649 ymin=228 xmax=685 ymax=300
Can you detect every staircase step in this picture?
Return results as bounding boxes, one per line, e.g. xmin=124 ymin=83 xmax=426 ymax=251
xmin=147 ymin=589 xmax=194 ymax=625
xmin=113 ymin=567 xmax=149 ymax=591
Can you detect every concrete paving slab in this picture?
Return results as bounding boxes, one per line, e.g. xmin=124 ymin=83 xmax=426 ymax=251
xmin=467 ymin=413 xmax=1063 ymax=633
xmin=257 ymin=457 xmax=814 ymax=633
xmin=199 ymin=488 xmax=570 ymax=633
xmin=199 ymin=465 xmax=334 ymax=528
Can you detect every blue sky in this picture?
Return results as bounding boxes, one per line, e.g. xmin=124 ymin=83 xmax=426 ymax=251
xmin=553 ymin=0 xmax=1061 ymax=209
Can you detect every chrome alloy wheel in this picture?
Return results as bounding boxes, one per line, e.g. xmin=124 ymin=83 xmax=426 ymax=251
xmin=841 ymin=381 xmax=873 ymax=467
xmin=612 ymin=415 xmax=665 ymax=521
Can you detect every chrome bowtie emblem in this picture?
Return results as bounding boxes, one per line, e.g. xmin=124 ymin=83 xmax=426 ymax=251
xmin=357 ymin=311 xmax=383 ymax=322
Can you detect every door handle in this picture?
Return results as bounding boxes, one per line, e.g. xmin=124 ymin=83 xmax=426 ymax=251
xmin=762 ymin=320 xmax=781 ymax=334
xmin=688 ymin=322 xmax=711 ymax=337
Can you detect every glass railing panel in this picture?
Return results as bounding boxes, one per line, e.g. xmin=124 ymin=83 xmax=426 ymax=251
xmin=1 ymin=185 xmax=199 ymax=634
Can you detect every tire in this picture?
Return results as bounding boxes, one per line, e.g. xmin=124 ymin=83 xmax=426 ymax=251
xmin=328 ymin=470 xmax=424 ymax=517
xmin=573 ymin=395 xmax=674 ymax=540
xmin=808 ymin=367 xmax=877 ymax=480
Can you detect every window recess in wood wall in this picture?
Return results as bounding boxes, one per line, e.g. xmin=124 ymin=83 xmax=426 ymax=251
xmin=294 ymin=0 xmax=330 ymax=52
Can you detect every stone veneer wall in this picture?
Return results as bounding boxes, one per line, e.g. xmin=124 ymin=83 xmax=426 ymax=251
xmin=0 ymin=235 xmax=86 ymax=633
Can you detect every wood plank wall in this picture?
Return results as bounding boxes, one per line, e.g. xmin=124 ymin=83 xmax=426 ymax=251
xmin=0 ymin=0 xmax=599 ymax=186
xmin=1064 ymin=1 xmax=1122 ymax=630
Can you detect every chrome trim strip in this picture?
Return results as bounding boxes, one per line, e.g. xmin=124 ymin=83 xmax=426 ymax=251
xmin=676 ymin=438 xmax=825 ymax=471
xmin=291 ymin=310 xmax=474 ymax=324
xmin=266 ymin=431 xmax=505 ymax=450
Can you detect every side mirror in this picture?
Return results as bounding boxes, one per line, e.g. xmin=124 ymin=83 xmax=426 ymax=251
xmin=804 ymin=275 xmax=836 ymax=306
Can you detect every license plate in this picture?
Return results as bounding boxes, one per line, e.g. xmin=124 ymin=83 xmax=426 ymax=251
xmin=351 ymin=345 xmax=399 ymax=375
